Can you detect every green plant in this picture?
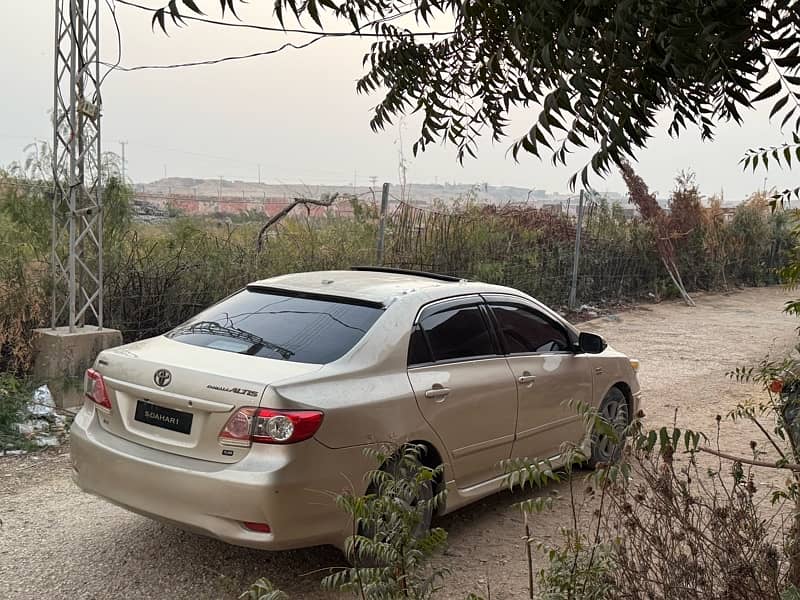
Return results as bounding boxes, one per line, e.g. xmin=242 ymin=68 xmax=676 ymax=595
xmin=0 ymin=374 xmax=35 ymax=453
xmin=503 ymin=400 xmax=627 ymax=600
xmin=239 ymin=578 xmax=288 ymax=600
xmin=502 ymin=392 xmax=800 ymax=599
xmin=322 ymin=444 xmax=448 ymax=600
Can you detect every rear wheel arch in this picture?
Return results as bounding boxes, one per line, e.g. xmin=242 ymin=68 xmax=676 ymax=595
xmin=371 ymin=440 xmax=446 ymax=484
xmin=390 ymin=440 xmax=447 ymax=498
xmin=407 ymin=440 xmax=445 ymax=474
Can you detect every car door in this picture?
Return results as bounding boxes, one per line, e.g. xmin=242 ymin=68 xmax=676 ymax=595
xmin=485 ymin=296 xmax=593 ymax=462
xmin=406 ymin=296 xmax=518 ymax=488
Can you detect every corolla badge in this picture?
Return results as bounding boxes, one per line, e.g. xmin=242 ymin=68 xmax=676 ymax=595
xmin=153 ymin=369 xmax=172 ymax=387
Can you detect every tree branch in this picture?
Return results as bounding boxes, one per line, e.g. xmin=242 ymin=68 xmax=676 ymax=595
xmin=698 ymin=446 xmax=800 ymax=471
xmin=256 ymin=193 xmax=339 ymax=252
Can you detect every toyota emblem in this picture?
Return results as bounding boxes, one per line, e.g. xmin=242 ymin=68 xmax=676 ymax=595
xmin=154 ymin=369 xmax=172 ymax=387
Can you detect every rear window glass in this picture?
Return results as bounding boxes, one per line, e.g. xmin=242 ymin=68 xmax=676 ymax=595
xmin=166 ymin=289 xmax=384 ymax=364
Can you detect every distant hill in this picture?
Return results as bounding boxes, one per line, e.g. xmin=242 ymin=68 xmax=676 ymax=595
xmin=136 ymin=177 xmax=626 ymax=207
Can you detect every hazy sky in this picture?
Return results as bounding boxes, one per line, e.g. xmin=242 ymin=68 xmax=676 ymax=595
xmin=1 ymin=1 xmax=797 ymax=198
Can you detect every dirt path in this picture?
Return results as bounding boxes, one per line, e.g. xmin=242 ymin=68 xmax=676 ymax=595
xmin=1 ymin=286 xmax=797 ymax=599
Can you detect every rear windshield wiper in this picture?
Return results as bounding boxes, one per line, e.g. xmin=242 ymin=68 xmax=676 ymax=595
xmin=169 ymin=321 xmax=295 ymax=361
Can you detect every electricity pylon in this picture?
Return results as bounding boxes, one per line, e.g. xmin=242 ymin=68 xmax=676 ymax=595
xmin=52 ymin=0 xmax=104 ymax=331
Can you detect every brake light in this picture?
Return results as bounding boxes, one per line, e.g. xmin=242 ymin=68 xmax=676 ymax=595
xmin=219 ymin=407 xmax=323 ymax=446
xmin=85 ymin=368 xmax=111 ymax=410
xmin=243 ymin=521 xmax=271 ymax=533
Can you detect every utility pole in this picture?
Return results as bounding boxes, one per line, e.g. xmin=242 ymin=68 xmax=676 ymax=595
xmin=376 ymin=183 xmax=390 ymax=265
xmin=119 ymin=140 xmax=127 ymax=182
xmin=258 ymin=163 xmax=262 ymax=185
xmin=568 ymin=190 xmax=585 ymax=310
xmin=369 ymin=175 xmax=378 ymax=189
xmin=52 ymin=0 xmax=104 ymax=331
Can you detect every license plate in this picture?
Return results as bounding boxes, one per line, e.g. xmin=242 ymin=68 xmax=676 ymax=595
xmin=134 ymin=400 xmax=193 ymax=435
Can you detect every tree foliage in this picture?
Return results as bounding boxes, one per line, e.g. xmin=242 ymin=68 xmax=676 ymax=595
xmin=152 ymin=0 xmax=800 ymax=187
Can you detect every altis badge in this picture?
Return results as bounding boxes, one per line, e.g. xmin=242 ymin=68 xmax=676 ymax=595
xmin=206 ymin=384 xmax=259 ymax=398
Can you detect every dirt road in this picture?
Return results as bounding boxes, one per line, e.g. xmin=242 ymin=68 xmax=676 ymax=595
xmin=1 ymin=286 xmax=797 ymax=599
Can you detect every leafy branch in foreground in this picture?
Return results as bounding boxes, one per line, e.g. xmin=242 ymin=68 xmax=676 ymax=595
xmin=741 ymin=132 xmax=800 ymax=205
xmin=322 ymin=444 xmax=448 ymax=600
xmin=144 ymin=0 xmax=800 ymax=188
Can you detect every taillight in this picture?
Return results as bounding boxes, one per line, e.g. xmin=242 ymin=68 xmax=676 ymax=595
xmin=219 ymin=407 xmax=323 ymax=446
xmin=85 ymin=368 xmax=111 ymax=410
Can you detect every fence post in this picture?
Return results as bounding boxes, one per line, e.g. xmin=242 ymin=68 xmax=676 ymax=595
xmin=568 ymin=189 xmax=585 ymax=310
xmin=376 ymin=182 xmax=390 ymax=265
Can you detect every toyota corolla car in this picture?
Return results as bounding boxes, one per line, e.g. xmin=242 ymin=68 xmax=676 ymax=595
xmin=70 ymin=267 xmax=640 ymax=551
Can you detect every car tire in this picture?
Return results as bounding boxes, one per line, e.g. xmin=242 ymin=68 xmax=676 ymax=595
xmin=589 ymin=387 xmax=629 ymax=468
xmin=358 ymin=450 xmax=435 ymax=545
xmin=380 ymin=450 xmax=435 ymax=537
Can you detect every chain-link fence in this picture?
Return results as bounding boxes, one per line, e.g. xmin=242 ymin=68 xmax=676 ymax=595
xmin=0 ymin=189 xmax=793 ymax=375
xmin=382 ymin=199 xmax=791 ymax=309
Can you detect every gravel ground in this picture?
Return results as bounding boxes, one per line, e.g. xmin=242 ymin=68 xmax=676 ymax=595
xmin=1 ymin=286 xmax=797 ymax=599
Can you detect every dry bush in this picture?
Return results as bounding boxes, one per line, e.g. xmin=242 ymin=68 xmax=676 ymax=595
xmin=602 ymin=432 xmax=787 ymax=599
xmin=0 ymin=266 xmax=48 ymax=375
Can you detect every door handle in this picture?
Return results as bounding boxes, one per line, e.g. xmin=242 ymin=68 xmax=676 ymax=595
xmin=518 ymin=374 xmax=537 ymax=384
xmin=425 ymin=387 xmax=451 ymax=399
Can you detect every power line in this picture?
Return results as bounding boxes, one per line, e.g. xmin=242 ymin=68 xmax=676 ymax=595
xmin=98 ymin=0 xmax=123 ymax=88
xmin=106 ymin=2 xmax=453 ymax=71
xmin=101 ymin=35 xmax=325 ymax=71
xmin=115 ymin=1 xmax=451 ymax=38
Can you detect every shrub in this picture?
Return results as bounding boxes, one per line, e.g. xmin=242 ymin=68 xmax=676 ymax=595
xmin=0 ymin=374 xmax=35 ymax=453
xmin=322 ymin=444 xmax=449 ymax=599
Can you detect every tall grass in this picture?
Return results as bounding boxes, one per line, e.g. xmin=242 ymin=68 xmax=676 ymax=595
xmin=0 ymin=172 xmax=794 ymax=375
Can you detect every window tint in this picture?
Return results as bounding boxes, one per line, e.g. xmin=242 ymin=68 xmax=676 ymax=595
xmin=420 ymin=306 xmax=494 ymax=361
xmin=407 ymin=326 xmax=432 ymax=366
xmin=491 ymin=304 xmax=570 ymax=353
xmin=166 ymin=289 xmax=383 ymax=364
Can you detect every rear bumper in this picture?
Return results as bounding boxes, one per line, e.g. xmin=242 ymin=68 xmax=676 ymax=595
xmin=69 ymin=402 xmax=370 ymax=550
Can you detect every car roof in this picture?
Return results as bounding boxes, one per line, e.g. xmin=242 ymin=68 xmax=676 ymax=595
xmin=249 ymin=269 xmax=506 ymax=305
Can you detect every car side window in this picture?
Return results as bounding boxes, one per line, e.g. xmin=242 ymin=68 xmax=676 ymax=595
xmin=490 ymin=304 xmax=570 ymax=354
xmin=419 ymin=305 xmax=495 ymax=362
xmin=407 ymin=326 xmax=433 ymax=366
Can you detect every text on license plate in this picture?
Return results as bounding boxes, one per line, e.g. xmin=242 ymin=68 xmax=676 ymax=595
xmin=134 ymin=400 xmax=193 ymax=435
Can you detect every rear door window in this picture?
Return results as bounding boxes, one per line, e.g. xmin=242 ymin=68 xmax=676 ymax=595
xmin=490 ymin=304 xmax=571 ymax=353
xmin=166 ymin=289 xmax=383 ymax=364
xmin=419 ymin=306 xmax=495 ymax=362
xmin=407 ymin=326 xmax=433 ymax=366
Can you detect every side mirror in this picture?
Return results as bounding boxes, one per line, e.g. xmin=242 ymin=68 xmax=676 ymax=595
xmin=578 ymin=332 xmax=607 ymax=354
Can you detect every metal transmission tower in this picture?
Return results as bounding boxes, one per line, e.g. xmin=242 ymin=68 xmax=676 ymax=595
xmin=52 ymin=0 xmax=104 ymax=331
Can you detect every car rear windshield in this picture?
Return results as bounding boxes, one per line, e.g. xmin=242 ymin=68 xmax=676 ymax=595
xmin=166 ymin=288 xmax=384 ymax=364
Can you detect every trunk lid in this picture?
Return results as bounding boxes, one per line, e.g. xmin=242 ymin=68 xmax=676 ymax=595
xmin=92 ymin=336 xmax=322 ymax=463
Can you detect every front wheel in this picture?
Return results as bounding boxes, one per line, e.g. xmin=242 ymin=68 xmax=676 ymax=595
xmin=589 ymin=387 xmax=629 ymax=468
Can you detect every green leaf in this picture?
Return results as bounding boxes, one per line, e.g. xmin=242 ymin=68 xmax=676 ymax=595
xmin=780 ymin=585 xmax=800 ymax=600
xmin=182 ymin=0 xmax=203 ymax=14
xmin=151 ymin=8 xmax=166 ymax=33
xmin=770 ymin=94 xmax=790 ymax=119
xmin=754 ymin=81 xmax=782 ymax=102
xmin=307 ymin=0 xmax=322 ymax=27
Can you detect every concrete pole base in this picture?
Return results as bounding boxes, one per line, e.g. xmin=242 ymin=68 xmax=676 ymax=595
xmin=32 ymin=327 xmax=123 ymax=409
